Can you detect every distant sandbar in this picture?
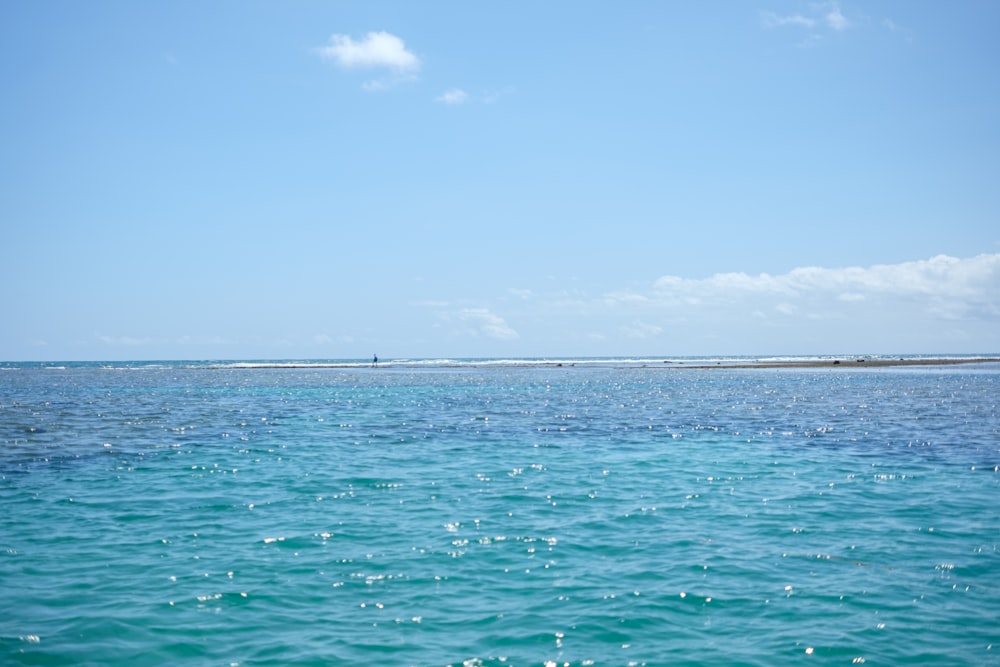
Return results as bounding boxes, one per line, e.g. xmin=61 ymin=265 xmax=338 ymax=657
xmin=672 ymin=357 xmax=1000 ymax=370
xmin=199 ymin=357 xmax=1000 ymax=370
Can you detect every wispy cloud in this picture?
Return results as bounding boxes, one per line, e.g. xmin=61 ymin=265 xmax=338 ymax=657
xmin=760 ymin=11 xmax=816 ymax=29
xmin=824 ymin=3 xmax=850 ymax=30
xmin=459 ymin=308 xmax=519 ymax=340
xmin=435 ymin=88 xmax=469 ymax=105
xmin=435 ymin=307 xmax=519 ymax=340
xmin=620 ymin=320 xmax=663 ymax=339
xmin=316 ymin=31 xmax=420 ymax=90
xmin=426 ymin=301 xmax=520 ymax=340
xmin=435 ymin=86 xmax=515 ymax=106
xmin=882 ymin=18 xmax=904 ymax=33
xmin=775 ymin=302 xmax=797 ymax=316
xmin=882 ymin=18 xmax=913 ymax=41
xmin=761 ymin=2 xmax=852 ymax=44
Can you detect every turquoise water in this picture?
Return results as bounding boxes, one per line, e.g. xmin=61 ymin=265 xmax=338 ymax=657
xmin=1 ymin=361 xmax=998 ymax=666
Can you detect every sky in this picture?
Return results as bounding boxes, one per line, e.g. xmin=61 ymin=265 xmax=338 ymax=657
xmin=2 ymin=1 xmax=999 ymax=361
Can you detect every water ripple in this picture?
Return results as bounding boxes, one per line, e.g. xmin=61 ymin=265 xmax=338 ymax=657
xmin=1 ymin=365 xmax=998 ymax=665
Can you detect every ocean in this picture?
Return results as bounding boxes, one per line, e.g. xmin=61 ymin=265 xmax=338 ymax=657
xmin=1 ymin=358 xmax=998 ymax=666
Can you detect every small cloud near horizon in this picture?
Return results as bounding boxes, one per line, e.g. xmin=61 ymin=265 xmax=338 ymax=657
xmin=433 ymin=307 xmax=519 ymax=341
xmin=648 ymin=253 xmax=1000 ymax=320
xmin=620 ymin=320 xmax=663 ymax=339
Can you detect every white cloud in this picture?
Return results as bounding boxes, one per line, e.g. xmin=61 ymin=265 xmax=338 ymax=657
xmin=652 ymin=254 xmax=1000 ymax=316
xmin=414 ymin=254 xmax=997 ymax=355
xmin=604 ymin=291 xmax=650 ymax=305
xmin=621 ymin=320 xmax=663 ymax=339
xmin=498 ymin=253 xmax=997 ymax=354
xmin=316 ymin=31 xmax=420 ymax=72
xmin=452 ymin=308 xmax=519 ymax=340
xmin=655 ymin=254 xmax=1000 ymax=299
xmin=761 ymin=3 xmax=851 ymax=39
xmin=824 ymin=3 xmax=850 ymax=30
xmin=775 ymin=302 xmax=796 ymax=316
xmin=435 ymin=86 xmax=515 ymax=106
xmin=436 ymin=89 xmax=469 ymax=105
xmin=760 ymin=11 xmax=816 ymax=29
xmin=316 ymin=31 xmax=420 ymax=91
xmin=882 ymin=18 xmax=904 ymax=32
xmin=362 ymin=79 xmax=391 ymax=92
xmin=882 ymin=18 xmax=913 ymax=41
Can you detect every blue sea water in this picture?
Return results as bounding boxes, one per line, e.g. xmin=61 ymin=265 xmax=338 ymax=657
xmin=1 ymin=359 xmax=998 ymax=666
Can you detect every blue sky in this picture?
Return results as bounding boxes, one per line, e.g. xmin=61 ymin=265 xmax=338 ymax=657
xmin=2 ymin=1 xmax=998 ymax=361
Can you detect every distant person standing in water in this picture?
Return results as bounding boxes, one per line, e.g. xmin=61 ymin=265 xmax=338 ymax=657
xmin=372 ymin=354 xmax=378 ymax=367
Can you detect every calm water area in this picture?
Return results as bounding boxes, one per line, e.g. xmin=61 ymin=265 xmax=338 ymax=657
xmin=1 ymin=360 xmax=998 ymax=665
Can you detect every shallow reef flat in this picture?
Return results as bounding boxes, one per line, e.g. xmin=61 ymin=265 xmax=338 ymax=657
xmin=677 ymin=357 xmax=1000 ymax=369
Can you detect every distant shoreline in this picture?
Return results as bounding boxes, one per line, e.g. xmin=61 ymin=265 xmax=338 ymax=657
xmin=4 ymin=357 xmax=1000 ymax=371
xmin=205 ymin=357 xmax=1000 ymax=370
xmin=433 ymin=357 xmax=1000 ymax=370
